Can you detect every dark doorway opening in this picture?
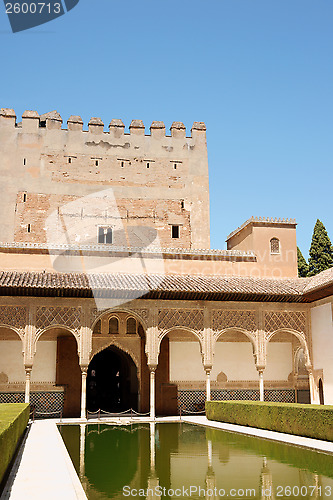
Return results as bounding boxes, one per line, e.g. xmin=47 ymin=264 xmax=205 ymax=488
xmin=86 ymin=346 xmax=139 ymax=413
xmin=319 ymin=378 xmax=324 ymax=405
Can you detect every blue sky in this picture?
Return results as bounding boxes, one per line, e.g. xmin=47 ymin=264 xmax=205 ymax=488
xmin=1 ymin=0 xmax=332 ymax=257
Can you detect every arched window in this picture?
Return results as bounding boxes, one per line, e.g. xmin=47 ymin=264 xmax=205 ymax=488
xmin=109 ymin=317 xmax=119 ymax=334
xmin=94 ymin=319 xmax=101 ymax=334
xmin=270 ymin=237 xmax=280 ymax=254
xmin=126 ymin=317 xmax=137 ymax=335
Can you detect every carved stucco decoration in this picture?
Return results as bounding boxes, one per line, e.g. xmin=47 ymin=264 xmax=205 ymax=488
xmin=158 ymin=309 xmax=204 ymax=333
xmin=212 ymin=310 xmax=256 ymax=334
xmin=0 ymin=306 xmax=27 ymax=334
xmin=36 ymin=306 xmax=81 ymax=334
xmin=90 ymin=307 xmax=149 ymax=330
xmin=264 ymin=311 xmax=307 ymax=336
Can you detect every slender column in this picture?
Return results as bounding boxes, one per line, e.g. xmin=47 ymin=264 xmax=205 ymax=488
xmin=24 ymin=367 xmax=32 ymax=403
xmin=149 ymin=366 xmax=156 ymax=419
xmin=259 ymin=370 xmax=264 ymax=401
xmin=205 ymin=368 xmax=211 ymax=402
xmin=308 ymin=369 xmax=319 ymax=404
xmin=80 ymin=366 xmax=88 ymax=419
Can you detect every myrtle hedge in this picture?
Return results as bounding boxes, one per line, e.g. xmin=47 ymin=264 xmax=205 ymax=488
xmin=205 ymin=401 xmax=333 ymax=441
xmin=0 ymin=403 xmax=30 ymax=485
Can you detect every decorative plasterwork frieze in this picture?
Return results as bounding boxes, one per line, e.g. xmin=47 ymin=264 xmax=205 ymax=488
xmin=0 ymin=306 xmax=27 ymax=331
xmin=36 ymin=306 xmax=81 ymax=334
xmin=212 ymin=310 xmax=256 ymax=333
xmin=158 ymin=309 xmax=204 ymax=332
xmin=264 ymin=311 xmax=307 ymax=335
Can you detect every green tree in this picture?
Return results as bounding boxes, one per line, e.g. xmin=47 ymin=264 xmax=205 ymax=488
xmin=297 ymin=247 xmax=309 ymax=277
xmin=307 ymin=219 xmax=333 ymax=276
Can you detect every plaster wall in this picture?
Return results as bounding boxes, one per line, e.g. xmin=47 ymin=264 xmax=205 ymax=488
xmin=169 ymin=341 xmax=293 ymax=383
xmin=264 ymin=342 xmax=293 ymax=380
xmin=310 ymin=301 xmax=333 ymax=404
xmin=170 ymin=342 xmax=205 ymax=381
xmin=0 ymin=341 xmax=25 ymax=382
xmin=0 ymin=248 xmax=297 ymax=278
xmin=31 ymin=341 xmax=57 ymax=383
xmin=211 ymin=343 xmax=258 ymax=381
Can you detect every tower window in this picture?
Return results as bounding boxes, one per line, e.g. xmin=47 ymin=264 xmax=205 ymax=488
xmin=172 ymin=225 xmax=180 ymax=239
xmin=23 ymin=193 xmax=27 ymax=202
xmin=109 ymin=317 xmax=119 ymax=334
xmin=270 ymin=238 xmax=280 ymax=254
xmin=121 ymin=161 xmax=124 ymax=168
xmin=98 ymin=226 xmax=113 ymax=244
xmin=147 ymin=162 xmax=150 ymax=168
xmin=174 ymin=163 xmax=177 ymax=169
xmin=23 ymin=158 xmax=26 ymax=166
xmin=126 ymin=317 xmax=137 ymax=334
xmin=27 ymin=224 xmax=31 ymax=233
xmin=95 ymin=160 xmax=99 ymax=167
xmin=68 ymin=157 xmax=72 ymax=164
xmin=180 ymin=200 xmax=184 ymax=209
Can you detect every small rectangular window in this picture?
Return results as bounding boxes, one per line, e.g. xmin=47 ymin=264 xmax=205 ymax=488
xmin=105 ymin=227 xmax=112 ymax=244
xmin=172 ymin=225 xmax=180 ymax=239
xmin=95 ymin=160 xmax=99 ymax=167
xmin=23 ymin=158 xmax=26 ymax=166
xmin=121 ymin=161 xmax=124 ymax=168
xmin=174 ymin=163 xmax=177 ymax=169
xmin=23 ymin=193 xmax=27 ymax=202
xmin=147 ymin=162 xmax=150 ymax=168
xmin=68 ymin=157 xmax=72 ymax=164
xmin=98 ymin=227 xmax=105 ymax=244
xmin=180 ymin=200 xmax=184 ymax=209
xmin=27 ymin=224 xmax=31 ymax=233
xmin=98 ymin=226 xmax=113 ymax=244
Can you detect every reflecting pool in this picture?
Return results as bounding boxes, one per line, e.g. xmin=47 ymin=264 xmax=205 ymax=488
xmin=59 ymin=423 xmax=333 ymax=499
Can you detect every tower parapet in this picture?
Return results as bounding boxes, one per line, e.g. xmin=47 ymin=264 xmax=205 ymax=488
xmin=0 ymin=108 xmax=206 ymax=140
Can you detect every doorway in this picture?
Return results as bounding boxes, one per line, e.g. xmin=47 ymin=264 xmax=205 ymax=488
xmin=87 ymin=346 xmax=139 ymax=413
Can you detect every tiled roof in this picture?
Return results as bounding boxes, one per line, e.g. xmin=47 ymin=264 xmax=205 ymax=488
xmin=0 ymin=270 xmax=310 ymax=302
xmin=303 ymin=267 xmax=333 ymax=294
xmin=226 ymin=216 xmax=297 ymax=241
xmin=0 ymin=268 xmax=331 ymax=302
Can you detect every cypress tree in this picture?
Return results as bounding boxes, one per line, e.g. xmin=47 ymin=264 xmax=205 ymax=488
xmin=307 ymin=219 xmax=333 ymax=276
xmin=297 ymin=247 xmax=309 ymax=277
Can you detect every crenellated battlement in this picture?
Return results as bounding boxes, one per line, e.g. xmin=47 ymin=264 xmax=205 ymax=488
xmin=0 ymin=108 xmax=206 ymax=139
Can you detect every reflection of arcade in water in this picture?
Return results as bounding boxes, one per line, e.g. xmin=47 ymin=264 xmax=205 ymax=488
xmin=58 ymin=423 xmax=333 ymax=500
xmin=86 ymin=346 xmax=139 ymax=413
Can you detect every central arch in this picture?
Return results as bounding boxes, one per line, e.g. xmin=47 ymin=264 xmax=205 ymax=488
xmin=86 ymin=345 xmax=139 ymax=413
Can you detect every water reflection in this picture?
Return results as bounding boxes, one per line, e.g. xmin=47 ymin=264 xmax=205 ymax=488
xmin=59 ymin=423 xmax=333 ymax=500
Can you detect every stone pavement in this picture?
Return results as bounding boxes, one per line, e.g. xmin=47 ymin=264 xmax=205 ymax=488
xmin=0 ymin=419 xmax=86 ymax=500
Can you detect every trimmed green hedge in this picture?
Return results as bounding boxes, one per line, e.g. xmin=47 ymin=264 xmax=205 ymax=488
xmin=0 ymin=403 xmax=30 ymax=485
xmin=205 ymin=400 xmax=333 ymax=441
